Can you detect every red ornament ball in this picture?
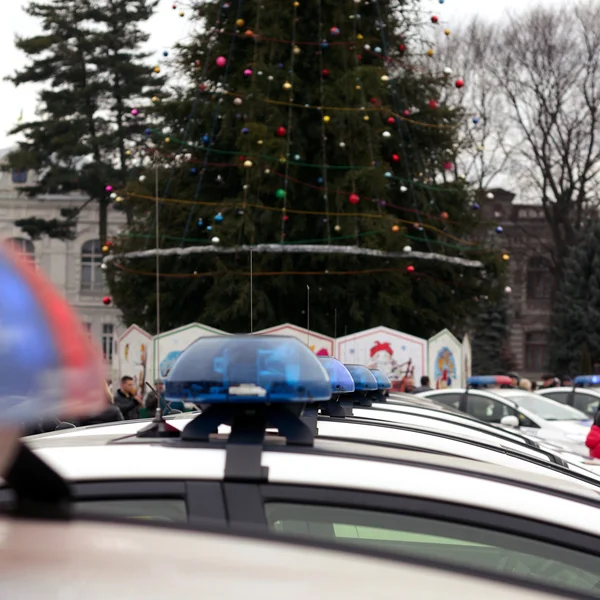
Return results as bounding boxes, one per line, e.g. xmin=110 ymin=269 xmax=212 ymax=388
xmin=275 ymin=126 xmax=287 ymax=137
xmin=103 ymin=296 xmax=112 ymax=306
xmin=428 ymin=99 xmax=439 ymax=109
xmin=391 ymin=153 xmax=400 ymax=163
xmin=321 ymin=68 xmax=330 ymax=78
xmin=386 ymin=116 xmax=395 ymax=125
xmin=455 ymin=78 xmax=465 ymax=89
xmin=399 ymin=44 xmax=406 ymax=52
xmin=443 ymin=161 xmax=453 ymax=170
xmin=283 ymin=215 xmax=289 ymax=222
xmin=403 ymin=109 xmax=411 ymax=116
xmin=406 ymin=265 xmax=415 ymax=273
xmin=440 ymin=211 xmax=449 ymax=220
xmin=349 ymin=193 xmax=360 ymax=205
xmin=431 ymin=15 xmax=439 ymax=23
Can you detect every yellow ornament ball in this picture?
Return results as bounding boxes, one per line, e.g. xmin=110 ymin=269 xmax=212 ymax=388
xmin=279 ymin=156 xmax=287 ymax=163
xmin=283 ymin=81 xmax=292 ymax=90
xmin=427 ymin=49 xmax=434 ymax=57
xmin=102 ymin=245 xmax=109 ymax=253
xmin=323 ymin=115 xmax=331 ymax=123
xmin=115 ymin=196 xmax=123 ymax=203
xmin=355 ymin=84 xmax=361 ymax=90
xmin=151 ymin=96 xmax=159 ymax=102
xmin=502 ymin=253 xmax=510 ymax=261
xmin=125 ymin=149 xmax=131 ymax=156
xmin=236 ymin=18 xmax=245 ymax=27
xmin=293 ymin=45 xmax=301 ymax=55
xmin=357 ymin=33 xmax=364 ymax=40
xmin=153 ymin=66 xmax=161 ymax=73
xmin=334 ymin=224 xmax=341 ymax=232
xmin=391 ymin=225 xmax=400 ymax=232
xmin=363 ymin=115 xmax=370 ymax=121
xmin=381 ymin=75 xmax=390 ymax=82
xmin=444 ymin=28 xmax=451 ymax=36
xmin=293 ymin=1 xmax=299 ymax=6
xmin=179 ymin=10 xmax=184 ymax=16
xmin=243 ymin=160 xmax=253 ymax=168
xmin=257 ymin=139 xmax=264 ymax=145
xmin=165 ymin=137 xmax=171 ymax=143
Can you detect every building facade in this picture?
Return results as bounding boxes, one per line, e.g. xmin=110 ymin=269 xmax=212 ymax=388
xmin=0 ymin=155 xmax=127 ymax=378
xmin=477 ymin=189 xmax=554 ymax=379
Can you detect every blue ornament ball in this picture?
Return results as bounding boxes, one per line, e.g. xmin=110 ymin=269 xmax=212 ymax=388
xmin=317 ymin=177 xmax=324 ymax=184
xmin=321 ymin=40 xmax=329 ymax=48
xmin=473 ymin=202 xmax=480 ymax=210
xmin=214 ymin=212 xmax=224 ymax=223
xmin=473 ymin=117 xmax=480 ymax=124
xmin=206 ymin=225 xmax=213 ymax=231
xmin=190 ymin=167 xmax=198 ymax=174
xmin=144 ymin=128 xmax=152 ymax=135
xmin=384 ymin=171 xmax=392 ymax=178
xmin=197 ymin=218 xmax=203 ymax=226
xmin=277 ymin=62 xmax=284 ymax=68
xmin=241 ymin=127 xmax=249 ymax=134
xmin=163 ymin=50 xmax=169 ymax=57
xmin=496 ymin=225 xmax=503 ymax=233
xmin=202 ymin=134 xmax=210 ymax=145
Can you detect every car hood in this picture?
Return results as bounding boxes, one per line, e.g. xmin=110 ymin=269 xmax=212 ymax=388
xmin=545 ymin=419 xmax=592 ymax=437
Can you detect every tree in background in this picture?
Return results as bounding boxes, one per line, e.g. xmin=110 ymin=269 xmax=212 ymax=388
xmin=6 ymin=0 xmax=163 ymax=245
xmin=482 ymin=2 xmax=600 ymax=282
xmin=551 ymin=223 xmax=600 ymax=375
xmin=105 ymin=0 xmax=504 ymax=335
xmin=470 ymin=297 xmax=515 ymax=374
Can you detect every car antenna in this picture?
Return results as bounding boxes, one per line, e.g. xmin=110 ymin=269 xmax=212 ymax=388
xmin=136 ymin=382 xmax=180 ymax=438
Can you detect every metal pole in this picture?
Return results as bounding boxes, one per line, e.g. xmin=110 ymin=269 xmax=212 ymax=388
xmin=250 ymin=249 xmax=253 ymax=334
xmin=155 ymin=162 xmax=161 ymax=381
xmin=306 ymin=285 xmax=310 ymax=346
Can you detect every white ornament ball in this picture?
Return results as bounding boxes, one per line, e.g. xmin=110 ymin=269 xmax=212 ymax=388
xmin=100 ymin=263 xmax=108 ymax=270
xmin=110 ymin=192 xmax=117 ymax=199
xmin=486 ymin=192 xmax=495 ymax=199
xmin=443 ymin=66 xmax=453 ymax=75
xmin=382 ymin=131 xmax=392 ymax=138
xmin=364 ymin=44 xmax=371 ymax=50
xmin=211 ymin=236 xmax=220 ymax=244
xmin=339 ymin=141 xmax=346 ymax=148
xmin=403 ymin=245 xmax=412 ymax=253
xmin=400 ymin=186 xmax=408 ymax=192
xmin=504 ymin=286 xmax=512 ymax=294
xmin=233 ymin=97 xmax=243 ymax=105
xmin=139 ymin=175 xmax=146 ymax=182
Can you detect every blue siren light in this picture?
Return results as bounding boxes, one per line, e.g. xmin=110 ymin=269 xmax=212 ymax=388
xmin=370 ymin=368 xmax=392 ymax=390
xmin=165 ymin=336 xmax=332 ymax=403
xmin=319 ymin=357 xmax=355 ymax=393
xmin=574 ymin=375 xmax=600 ymax=386
xmin=467 ymin=375 xmax=513 ymax=387
xmin=344 ymin=364 xmax=378 ymax=391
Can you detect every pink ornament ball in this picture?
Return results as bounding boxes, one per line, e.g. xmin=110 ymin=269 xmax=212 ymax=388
xmin=216 ymin=56 xmax=227 ymax=67
xmin=243 ymin=68 xmax=252 ymax=76
xmin=105 ymin=185 xmax=113 ymax=192
xmin=131 ymin=108 xmax=139 ymax=116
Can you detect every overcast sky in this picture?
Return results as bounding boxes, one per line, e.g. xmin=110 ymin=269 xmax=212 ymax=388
xmin=0 ymin=0 xmax=567 ymax=149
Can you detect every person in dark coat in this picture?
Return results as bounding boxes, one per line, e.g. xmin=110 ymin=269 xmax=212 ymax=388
xmin=114 ymin=375 xmax=142 ymax=420
xmin=144 ymin=379 xmax=165 ymax=415
xmin=413 ymin=376 xmax=432 ymax=393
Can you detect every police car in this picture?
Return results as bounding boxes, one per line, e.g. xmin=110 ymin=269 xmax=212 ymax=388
xmin=537 ymin=376 xmax=600 ymax=419
xmin=418 ymin=378 xmax=592 ymax=456
xmin=10 ymin=336 xmax=600 ymax=599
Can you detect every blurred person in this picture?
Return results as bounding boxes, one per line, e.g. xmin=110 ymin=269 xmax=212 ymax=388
xmin=413 ymin=376 xmax=432 ymax=393
xmin=507 ymin=371 xmax=520 ymax=387
xmin=145 ymin=379 xmax=165 ymax=414
xmin=531 ymin=381 xmax=538 ymax=392
xmin=519 ymin=378 xmax=532 ymax=392
xmin=77 ymin=382 xmax=123 ymax=426
xmin=540 ymin=374 xmax=559 ymax=389
xmin=403 ymin=375 xmax=415 ymax=393
xmin=114 ymin=375 xmax=142 ymax=420
xmin=585 ymin=410 xmax=600 ymax=459
xmin=562 ymin=376 xmax=573 ymax=387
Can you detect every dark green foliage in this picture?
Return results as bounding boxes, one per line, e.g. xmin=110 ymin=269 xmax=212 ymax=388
xmin=551 ymin=224 xmax=600 ymax=375
xmin=107 ymin=0 xmax=501 ymax=335
xmin=6 ymin=0 xmax=163 ymax=242
xmin=471 ymin=298 xmax=514 ymax=374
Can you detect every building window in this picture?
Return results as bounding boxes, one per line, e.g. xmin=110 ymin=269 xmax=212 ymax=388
xmin=102 ymin=324 xmax=114 ymax=361
xmin=526 ymin=257 xmax=552 ymax=300
xmin=524 ymin=332 xmax=549 ymax=371
xmin=7 ymin=237 xmax=35 ymax=263
xmin=81 ymin=239 xmax=105 ymax=292
xmin=11 ymin=169 xmax=28 ymax=184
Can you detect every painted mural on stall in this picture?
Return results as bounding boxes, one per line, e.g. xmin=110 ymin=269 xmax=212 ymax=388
xmin=427 ymin=329 xmax=463 ymax=389
xmin=255 ymin=323 xmax=334 ymax=356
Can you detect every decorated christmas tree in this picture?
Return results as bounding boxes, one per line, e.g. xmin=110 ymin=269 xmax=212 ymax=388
xmin=105 ymin=0 xmax=504 ymax=335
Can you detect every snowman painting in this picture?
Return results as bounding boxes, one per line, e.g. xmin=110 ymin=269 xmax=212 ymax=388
xmin=367 ymin=341 xmax=407 ymax=387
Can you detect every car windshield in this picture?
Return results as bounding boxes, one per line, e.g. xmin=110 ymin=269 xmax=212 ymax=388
xmin=506 ymin=394 xmax=588 ymax=421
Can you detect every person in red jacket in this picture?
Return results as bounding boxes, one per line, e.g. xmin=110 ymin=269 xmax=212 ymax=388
xmin=585 ymin=411 xmax=600 ymax=459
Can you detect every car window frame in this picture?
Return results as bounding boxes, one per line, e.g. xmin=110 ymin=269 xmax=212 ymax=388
xmin=70 ymin=480 xmax=227 ymax=526
xmin=258 ymin=483 xmax=600 ymax=565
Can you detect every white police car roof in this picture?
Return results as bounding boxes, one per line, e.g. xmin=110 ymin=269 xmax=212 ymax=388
xmin=27 ymin=407 xmax=600 ymax=490
xmin=20 ymin=415 xmax=600 ymax=537
xmin=0 ymin=517 xmax=577 ymax=600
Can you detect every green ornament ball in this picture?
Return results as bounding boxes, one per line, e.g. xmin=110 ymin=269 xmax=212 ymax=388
xmin=275 ymin=188 xmax=286 ymax=199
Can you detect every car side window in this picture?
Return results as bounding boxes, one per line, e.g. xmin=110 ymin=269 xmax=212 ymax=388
xmin=574 ymin=393 xmax=599 ymax=419
xmin=429 ymin=394 xmax=461 ymax=410
xmin=517 ymin=412 xmax=538 ymax=428
xmin=73 ymin=498 xmax=188 ymax=522
xmin=465 ymin=396 xmax=515 ymax=423
xmin=265 ymin=503 xmax=600 ymax=597
xmin=543 ymin=391 xmax=568 ymax=405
